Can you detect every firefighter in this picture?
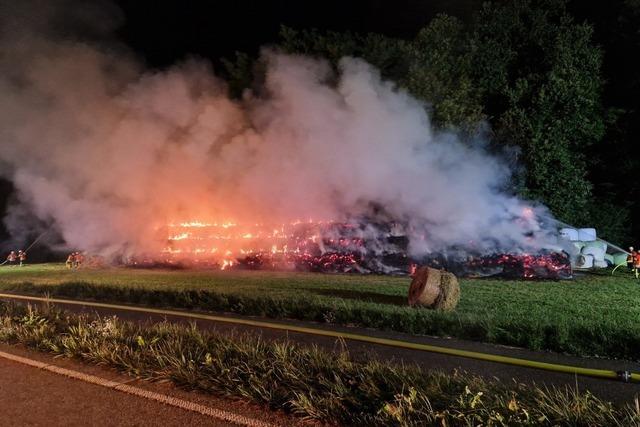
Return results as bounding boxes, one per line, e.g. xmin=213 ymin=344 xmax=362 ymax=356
xmin=634 ymin=250 xmax=640 ymax=279
xmin=17 ymin=250 xmax=26 ymax=267
xmin=66 ymin=252 xmax=75 ymax=269
xmin=627 ymin=247 xmax=636 ymax=271
xmin=75 ymin=252 xmax=84 ymax=268
xmin=6 ymin=251 xmax=17 ymax=266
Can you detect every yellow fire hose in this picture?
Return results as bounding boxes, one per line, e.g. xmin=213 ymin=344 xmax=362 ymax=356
xmin=0 ymin=292 xmax=638 ymax=383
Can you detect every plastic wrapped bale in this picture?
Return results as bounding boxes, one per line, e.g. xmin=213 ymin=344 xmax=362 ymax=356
xmin=573 ymin=241 xmax=586 ymax=252
xmin=559 ymin=228 xmax=579 ymax=241
xmin=613 ymin=253 xmax=629 ymax=266
xmin=594 ymin=259 xmax=608 ymax=268
xmin=582 ymin=241 xmax=607 ymax=261
xmin=575 ymin=254 xmax=594 ymax=269
xmin=408 ymin=267 xmax=460 ymax=311
xmin=578 ymin=228 xmax=597 ymax=242
xmin=588 ymin=240 xmax=607 ymax=251
xmin=604 ymin=253 xmax=615 ymax=266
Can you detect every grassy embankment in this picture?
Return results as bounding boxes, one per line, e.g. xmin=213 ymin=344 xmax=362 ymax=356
xmin=0 ymin=301 xmax=637 ymax=426
xmin=1 ymin=264 xmax=639 ymax=360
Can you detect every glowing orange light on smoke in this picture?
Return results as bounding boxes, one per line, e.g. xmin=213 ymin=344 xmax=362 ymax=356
xmin=521 ymin=207 xmax=534 ymax=220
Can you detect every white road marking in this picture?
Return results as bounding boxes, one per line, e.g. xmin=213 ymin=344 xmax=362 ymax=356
xmin=0 ymin=349 xmax=275 ymax=427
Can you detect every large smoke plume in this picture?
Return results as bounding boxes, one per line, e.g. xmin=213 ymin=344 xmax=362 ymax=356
xmin=0 ymin=0 xmax=559 ymax=260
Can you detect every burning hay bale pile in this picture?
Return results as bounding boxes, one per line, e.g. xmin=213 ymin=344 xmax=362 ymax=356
xmin=136 ymin=219 xmax=573 ymax=279
xmin=408 ymin=267 xmax=460 ymax=311
xmin=158 ymin=220 xmax=411 ymax=274
xmin=459 ymin=252 xmax=573 ymax=279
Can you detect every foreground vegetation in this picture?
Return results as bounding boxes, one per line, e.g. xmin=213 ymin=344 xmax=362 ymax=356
xmin=1 ymin=265 xmax=640 ymax=361
xmin=0 ymin=301 xmax=637 ymax=426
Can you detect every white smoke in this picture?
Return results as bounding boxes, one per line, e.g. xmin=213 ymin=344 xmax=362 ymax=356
xmin=0 ymin=1 xmax=559 ymax=259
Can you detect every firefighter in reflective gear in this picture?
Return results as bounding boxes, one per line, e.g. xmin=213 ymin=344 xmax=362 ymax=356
xmin=6 ymin=251 xmax=17 ymax=266
xmin=18 ymin=250 xmax=26 ymax=267
xmin=66 ymin=253 xmax=75 ymax=269
xmin=627 ymin=247 xmax=636 ymax=271
xmin=634 ymin=251 xmax=640 ymax=279
xmin=75 ymin=252 xmax=84 ymax=268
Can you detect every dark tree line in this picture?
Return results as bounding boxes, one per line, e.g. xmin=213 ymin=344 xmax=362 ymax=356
xmin=223 ymin=0 xmax=639 ymax=245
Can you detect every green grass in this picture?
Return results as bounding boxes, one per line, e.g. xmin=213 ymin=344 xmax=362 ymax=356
xmin=1 ymin=264 xmax=640 ymax=360
xmin=1 ymin=301 xmax=638 ymax=426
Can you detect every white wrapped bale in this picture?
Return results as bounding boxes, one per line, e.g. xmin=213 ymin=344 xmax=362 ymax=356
xmin=613 ymin=253 xmax=629 ymax=266
xmin=604 ymin=253 xmax=615 ymax=266
xmin=582 ymin=245 xmax=606 ymax=262
xmin=559 ymin=228 xmax=579 ymax=241
xmin=578 ymin=228 xmax=597 ymax=241
xmin=575 ymin=254 xmax=594 ymax=269
xmin=584 ymin=240 xmax=607 ymax=252
xmin=573 ymin=242 xmax=586 ymax=252
xmin=594 ymin=259 xmax=608 ymax=268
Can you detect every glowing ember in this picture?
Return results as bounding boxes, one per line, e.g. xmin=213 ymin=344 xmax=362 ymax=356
xmin=149 ymin=220 xmax=375 ymax=273
xmin=461 ymin=252 xmax=572 ymax=279
xmin=121 ymin=219 xmax=572 ymax=279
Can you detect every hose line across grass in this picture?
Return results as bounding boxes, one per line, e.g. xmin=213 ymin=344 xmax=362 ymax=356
xmin=1 ymin=292 xmax=638 ymax=384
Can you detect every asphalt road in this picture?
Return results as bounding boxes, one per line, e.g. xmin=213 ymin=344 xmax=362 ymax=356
xmin=3 ymin=296 xmax=640 ymax=405
xmin=0 ymin=344 xmax=301 ymax=427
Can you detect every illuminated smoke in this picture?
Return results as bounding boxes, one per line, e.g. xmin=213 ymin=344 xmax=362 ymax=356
xmin=0 ymin=0 xmax=559 ymax=261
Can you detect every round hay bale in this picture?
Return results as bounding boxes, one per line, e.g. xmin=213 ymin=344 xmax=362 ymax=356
xmin=408 ymin=267 xmax=442 ymax=306
xmin=408 ymin=267 xmax=460 ymax=311
xmin=435 ymin=271 xmax=461 ymax=311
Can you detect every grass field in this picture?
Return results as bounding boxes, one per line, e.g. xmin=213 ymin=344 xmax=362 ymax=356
xmin=1 ymin=264 xmax=640 ymax=360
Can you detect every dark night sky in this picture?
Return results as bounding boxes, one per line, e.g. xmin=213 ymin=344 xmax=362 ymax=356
xmin=112 ymin=0 xmax=482 ymax=67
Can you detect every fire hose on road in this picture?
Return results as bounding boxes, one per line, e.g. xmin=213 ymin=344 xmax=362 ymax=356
xmin=0 ymin=292 xmax=638 ymax=384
